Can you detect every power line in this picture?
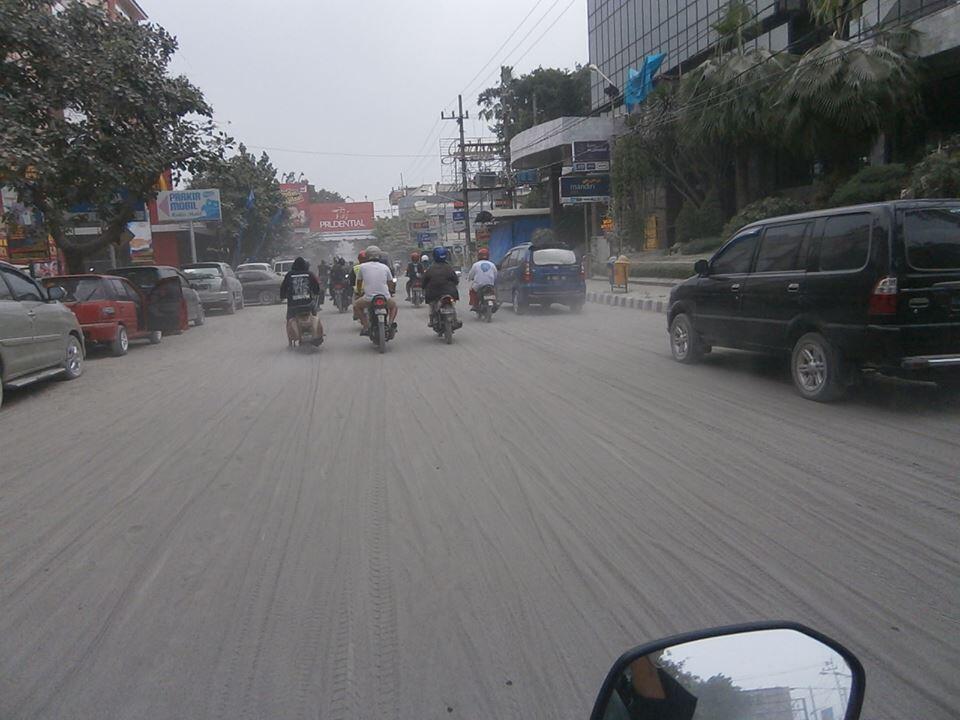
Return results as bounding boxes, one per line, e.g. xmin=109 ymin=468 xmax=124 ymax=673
xmin=246 ymin=145 xmax=437 ymax=159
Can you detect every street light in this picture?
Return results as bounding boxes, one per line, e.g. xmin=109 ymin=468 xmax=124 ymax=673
xmin=588 ymin=63 xmax=621 ymax=99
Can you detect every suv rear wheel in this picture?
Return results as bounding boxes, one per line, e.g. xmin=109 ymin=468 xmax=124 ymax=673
xmin=669 ymin=313 xmax=704 ymax=364
xmin=791 ymin=332 xmax=845 ymax=402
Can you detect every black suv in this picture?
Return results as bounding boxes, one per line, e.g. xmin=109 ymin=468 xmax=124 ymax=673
xmin=667 ymin=200 xmax=960 ymax=401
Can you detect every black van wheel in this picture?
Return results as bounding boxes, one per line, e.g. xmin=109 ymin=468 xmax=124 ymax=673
xmin=669 ymin=313 xmax=703 ymax=364
xmin=791 ymin=332 xmax=845 ymax=402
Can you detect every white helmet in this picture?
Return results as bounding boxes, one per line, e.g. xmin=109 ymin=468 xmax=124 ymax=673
xmin=421 ymin=254 xmax=429 ymax=262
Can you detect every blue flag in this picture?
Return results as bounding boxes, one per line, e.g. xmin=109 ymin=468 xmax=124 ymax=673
xmin=625 ymin=53 xmax=665 ymax=112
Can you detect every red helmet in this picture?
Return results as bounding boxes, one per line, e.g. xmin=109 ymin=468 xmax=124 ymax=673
xmin=357 ymin=251 xmax=367 ymax=262
xmin=477 ymin=248 xmax=490 ymax=260
xmin=411 ymin=251 xmax=420 ymax=261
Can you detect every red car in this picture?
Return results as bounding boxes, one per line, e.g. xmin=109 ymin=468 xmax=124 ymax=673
xmin=41 ymin=274 xmax=183 ymax=356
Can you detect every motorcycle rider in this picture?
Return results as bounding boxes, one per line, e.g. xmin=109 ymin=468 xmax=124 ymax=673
xmin=405 ymin=251 xmax=425 ymax=301
xmin=279 ymin=256 xmax=323 ymax=345
xmin=467 ymin=247 xmax=498 ymax=310
xmin=421 ymin=246 xmax=461 ymax=328
xmin=349 ymin=250 xmax=367 ymax=323
xmin=316 ymin=260 xmax=329 ymax=305
xmin=354 ymin=245 xmax=398 ymax=336
xmin=327 ymin=257 xmax=349 ymax=304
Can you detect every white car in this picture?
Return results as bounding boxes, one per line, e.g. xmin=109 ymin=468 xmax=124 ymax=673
xmin=236 ymin=262 xmax=272 ymax=274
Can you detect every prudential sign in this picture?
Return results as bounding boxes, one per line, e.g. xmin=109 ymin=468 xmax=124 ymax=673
xmin=156 ymin=189 xmax=222 ymax=222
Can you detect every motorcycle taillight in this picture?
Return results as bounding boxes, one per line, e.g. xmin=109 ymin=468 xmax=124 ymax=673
xmin=374 ymin=296 xmax=386 ymax=307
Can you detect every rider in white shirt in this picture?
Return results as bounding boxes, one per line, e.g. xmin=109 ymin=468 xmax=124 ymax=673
xmin=354 ymin=246 xmax=398 ymax=335
xmin=467 ymin=248 xmax=498 ymax=309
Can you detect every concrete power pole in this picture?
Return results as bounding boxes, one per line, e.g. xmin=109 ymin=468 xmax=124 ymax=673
xmin=442 ymin=95 xmax=472 ymax=257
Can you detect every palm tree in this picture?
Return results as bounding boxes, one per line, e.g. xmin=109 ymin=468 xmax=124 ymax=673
xmin=779 ymin=5 xmax=920 ymax=172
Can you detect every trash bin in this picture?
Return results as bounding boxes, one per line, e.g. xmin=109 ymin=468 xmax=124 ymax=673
xmin=612 ymin=255 xmax=630 ymax=292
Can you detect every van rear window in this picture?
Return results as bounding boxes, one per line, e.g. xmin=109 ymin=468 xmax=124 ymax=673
xmin=532 ymin=249 xmax=577 ymax=265
xmin=904 ymin=207 xmax=960 ymax=270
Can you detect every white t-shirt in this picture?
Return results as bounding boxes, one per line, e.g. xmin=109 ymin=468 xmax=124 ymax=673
xmin=359 ymin=262 xmax=395 ymax=300
xmin=468 ymin=260 xmax=498 ymax=289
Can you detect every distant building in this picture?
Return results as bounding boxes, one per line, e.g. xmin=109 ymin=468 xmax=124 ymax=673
xmin=741 ymin=686 xmax=795 ymax=720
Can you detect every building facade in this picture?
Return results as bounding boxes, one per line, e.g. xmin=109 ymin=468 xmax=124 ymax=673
xmin=587 ymin=0 xmax=796 ymax=111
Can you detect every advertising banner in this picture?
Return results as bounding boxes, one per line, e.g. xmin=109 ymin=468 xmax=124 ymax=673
xmin=559 ymin=175 xmax=611 ymax=205
xmin=408 ymin=219 xmax=430 ymax=232
xmin=156 ymin=189 xmax=222 ymax=222
xmin=2 ymin=186 xmax=48 ymax=261
xmin=127 ymin=221 xmax=154 ymax=263
xmin=309 ymin=202 xmax=375 ymax=233
xmin=280 ymin=183 xmax=309 ymax=228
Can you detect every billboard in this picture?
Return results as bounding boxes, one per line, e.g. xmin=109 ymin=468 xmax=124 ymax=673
xmin=309 ymin=202 xmax=375 ymax=233
xmin=127 ymin=221 xmax=154 ymax=263
xmin=559 ymin=175 xmax=611 ymax=205
xmin=280 ymin=183 xmax=309 ymax=228
xmin=156 ymin=189 xmax=222 ymax=222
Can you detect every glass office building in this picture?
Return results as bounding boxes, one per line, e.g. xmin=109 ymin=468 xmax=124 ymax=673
xmin=587 ymin=0 xmax=792 ymax=110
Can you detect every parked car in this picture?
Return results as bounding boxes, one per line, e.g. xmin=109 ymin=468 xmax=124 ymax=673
xmin=667 ymin=200 xmax=960 ymax=401
xmin=236 ymin=262 xmax=272 ymax=273
xmin=237 ymin=268 xmax=283 ymax=305
xmin=0 ymin=261 xmax=85 ymax=408
xmin=40 ymin=274 xmax=172 ymax=355
xmin=111 ymin=265 xmax=204 ymax=331
xmin=273 ymin=259 xmax=295 ymax=275
xmin=182 ymin=262 xmax=244 ymax=314
xmin=496 ymin=243 xmax=586 ymax=313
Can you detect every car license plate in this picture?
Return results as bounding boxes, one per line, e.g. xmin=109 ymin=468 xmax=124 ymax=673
xmin=548 ymin=275 xmax=562 ymax=281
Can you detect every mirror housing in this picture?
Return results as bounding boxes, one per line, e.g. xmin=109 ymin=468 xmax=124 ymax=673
xmin=47 ymin=285 xmax=66 ymax=302
xmin=694 ymin=259 xmax=709 ymax=277
xmin=589 ymin=622 xmax=865 ymax=720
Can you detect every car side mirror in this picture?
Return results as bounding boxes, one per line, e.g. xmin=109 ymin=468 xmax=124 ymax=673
xmin=47 ymin=286 xmax=66 ymax=302
xmin=589 ymin=623 xmax=865 ymax=720
xmin=694 ymin=259 xmax=709 ymax=277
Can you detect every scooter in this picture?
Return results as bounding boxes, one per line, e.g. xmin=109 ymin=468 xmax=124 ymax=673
xmin=430 ymin=295 xmax=461 ymax=344
xmin=588 ymin=621 xmax=864 ymax=720
xmin=367 ymin=294 xmax=396 ymax=354
xmin=287 ymin=306 xmax=323 ymax=350
xmin=471 ymin=284 xmax=498 ymax=323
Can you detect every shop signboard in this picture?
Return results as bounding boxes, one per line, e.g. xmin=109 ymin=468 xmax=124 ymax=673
xmin=572 ymin=140 xmax=610 ymax=172
xmin=559 ymin=175 xmax=611 ymax=205
xmin=280 ymin=183 xmax=310 ymax=227
xmin=156 ymin=189 xmax=222 ymax=222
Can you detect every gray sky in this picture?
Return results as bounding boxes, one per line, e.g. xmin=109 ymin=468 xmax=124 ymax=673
xmin=147 ymin=1 xmax=589 ymax=215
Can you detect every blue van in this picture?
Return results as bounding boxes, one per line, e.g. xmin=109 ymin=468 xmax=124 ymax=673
xmin=495 ymin=243 xmax=586 ymax=313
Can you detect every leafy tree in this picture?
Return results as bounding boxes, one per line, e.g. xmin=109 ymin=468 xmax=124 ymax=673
xmin=829 ymin=163 xmax=908 ymax=204
xmin=371 ymin=215 xmax=415 ymax=259
xmin=721 ymin=196 xmax=809 ymax=239
xmin=189 ymin=145 xmax=288 ymax=262
xmin=0 ymin=0 xmax=227 ymax=270
xmin=908 ymin=134 xmax=960 ymax=198
xmin=478 ymin=65 xmax=590 ymax=145
xmin=309 ymin=187 xmax=345 ymax=203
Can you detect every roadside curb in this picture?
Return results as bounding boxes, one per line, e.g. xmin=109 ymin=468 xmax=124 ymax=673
xmin=586 ymin=291 xmax=667 ymax=314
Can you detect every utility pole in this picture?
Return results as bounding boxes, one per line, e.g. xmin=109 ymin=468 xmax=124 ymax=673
xmin=442 ymin=95 xmax=472 ymax=257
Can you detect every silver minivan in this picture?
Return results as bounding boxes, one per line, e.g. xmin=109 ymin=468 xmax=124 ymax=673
xmin=0 ymin=261 xmax=85 ymax=409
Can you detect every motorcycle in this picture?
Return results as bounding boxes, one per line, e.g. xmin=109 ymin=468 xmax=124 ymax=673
xmin=430 ymin=295 xmax=461 ymax=344
xmin=471 ymin=284 xmax=498 ymax=323
xmin=410 ymin=277 xmax=424 ymax=307
xmin=589 ymin=622 xmax=864 ymax=720
xmin=367 ymin=294 xmax=395 ymax=353
xmin=331 ymin=282 xmax=351 ymax=313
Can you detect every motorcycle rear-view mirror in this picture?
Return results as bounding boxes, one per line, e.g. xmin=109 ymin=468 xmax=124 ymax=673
xmin=590 ymin=622 xmax=864 ymax=720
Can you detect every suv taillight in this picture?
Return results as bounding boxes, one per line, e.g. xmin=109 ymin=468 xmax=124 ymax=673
xmin=522 ymin=261 xmax=533 ymax=283
xmin=579 ymin=260 xmax=586 ymax=280
xmin=869 ymin=277 xmax=898 ymax=315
